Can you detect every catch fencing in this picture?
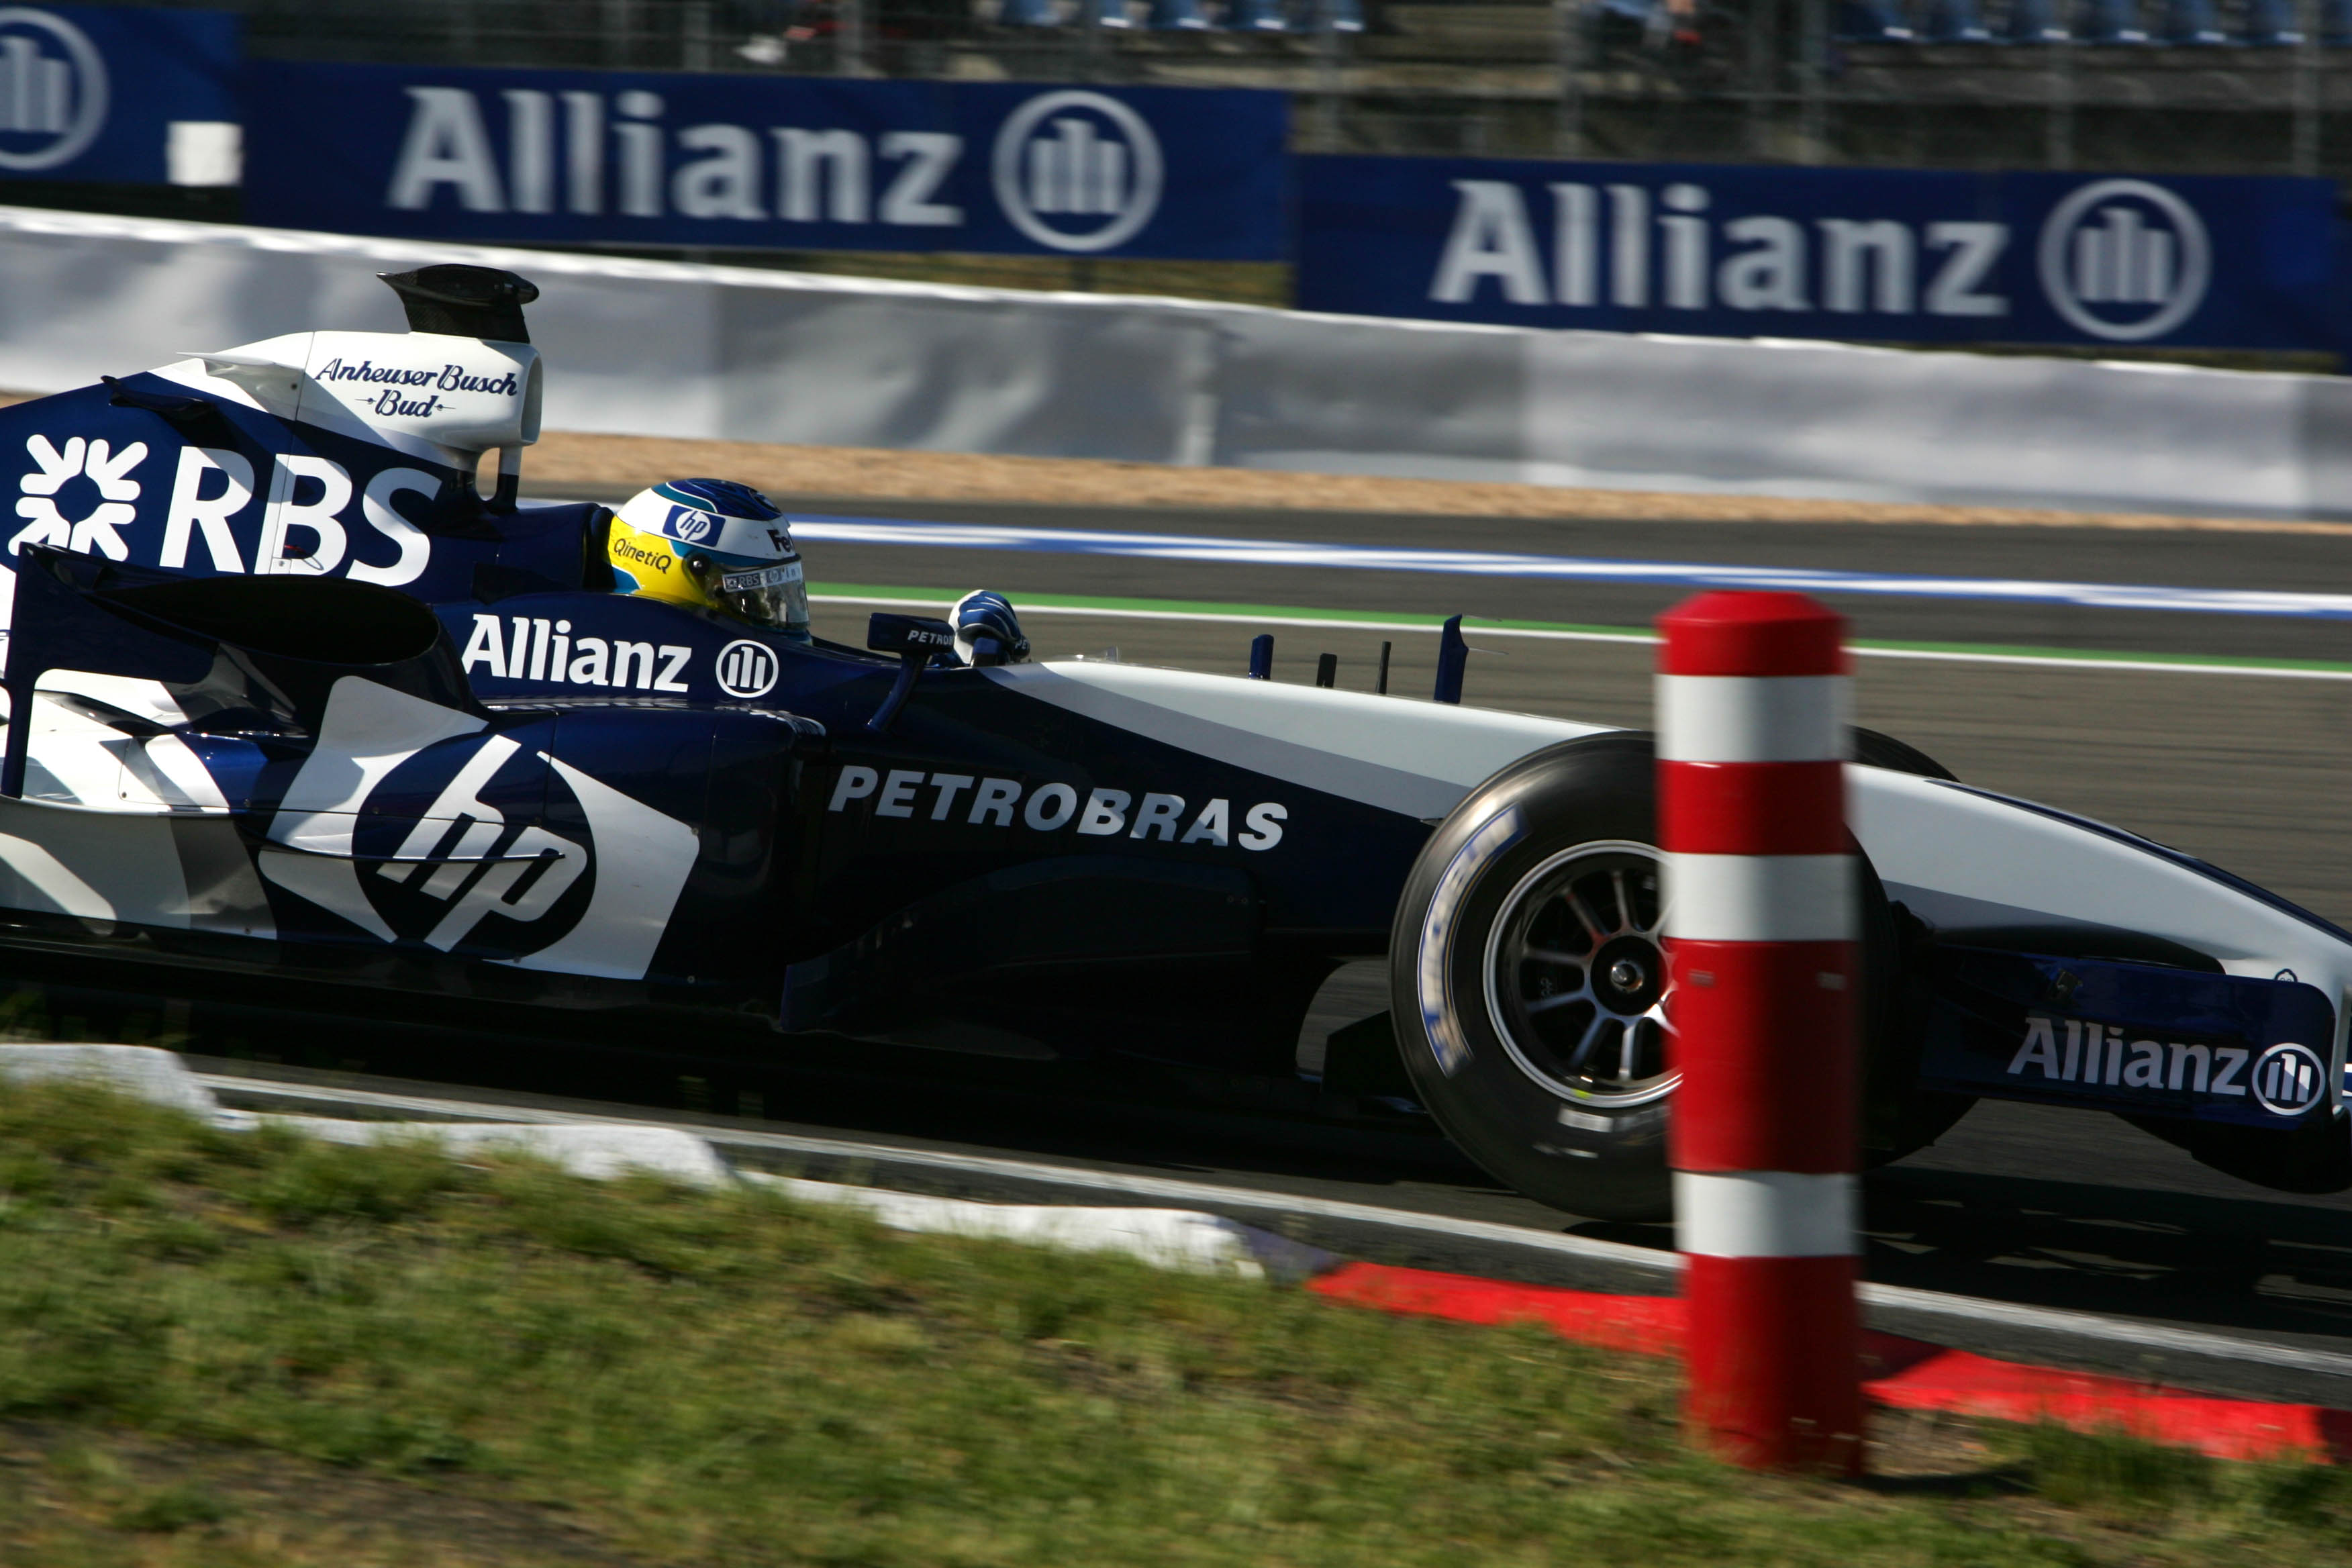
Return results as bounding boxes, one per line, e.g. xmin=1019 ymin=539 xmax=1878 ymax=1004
xmin=3 ymin=201 xmax=2349 ymax=517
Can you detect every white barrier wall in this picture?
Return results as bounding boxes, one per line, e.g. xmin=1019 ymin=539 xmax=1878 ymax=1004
xmin=2 ymin=203 xmax=2345 ymax=518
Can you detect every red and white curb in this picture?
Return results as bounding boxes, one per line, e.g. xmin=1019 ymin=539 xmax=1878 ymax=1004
xmin=1310 ymin=1263 xmax=2352 ymax=1465
xmin=4 ymin=1044 xmax=2345 ymax=1463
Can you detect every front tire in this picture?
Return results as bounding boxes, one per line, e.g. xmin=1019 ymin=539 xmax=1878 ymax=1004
xmin=1388 ymin=734 xmax=1678 ymax=1220
xmin=1389 ymin=731 xmax=1923 ymax=1222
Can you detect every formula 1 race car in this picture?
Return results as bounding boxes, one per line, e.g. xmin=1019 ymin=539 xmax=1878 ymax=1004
xmin=0 ymin=265 xmax=2344 ymax=1218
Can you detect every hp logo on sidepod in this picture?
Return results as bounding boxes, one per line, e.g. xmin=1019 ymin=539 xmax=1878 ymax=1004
xmin=0 ymin=7 xmax=106 ymax=173
xmin=2037 ymin=179 xmax=2212 ymax=344
xmin=992 ymin=90 xmax=1163 ymax=254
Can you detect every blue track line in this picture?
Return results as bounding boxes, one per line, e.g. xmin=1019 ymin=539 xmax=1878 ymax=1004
xmin=791 ymin=513 xmax=2352 ymax=622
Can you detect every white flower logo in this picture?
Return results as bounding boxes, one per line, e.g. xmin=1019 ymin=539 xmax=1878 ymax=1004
xmin=13 ymin=434 xmax=147 ymax=559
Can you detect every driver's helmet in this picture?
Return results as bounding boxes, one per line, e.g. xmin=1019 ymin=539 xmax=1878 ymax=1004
xmin=609 ymin=479 xmax=809 ymax=641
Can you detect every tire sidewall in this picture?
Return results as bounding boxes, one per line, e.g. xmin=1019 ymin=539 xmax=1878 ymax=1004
xmin=1389 ymin=734 xmax=1674 ymax=1219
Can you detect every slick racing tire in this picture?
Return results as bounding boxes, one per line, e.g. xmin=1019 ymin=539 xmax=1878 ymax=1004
xmin=1388 ymin=730 xmax=1917 ymax=1222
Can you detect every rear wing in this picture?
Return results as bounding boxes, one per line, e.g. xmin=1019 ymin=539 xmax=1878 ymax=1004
xmin=0 ymin=265 xmax=605 ymax=632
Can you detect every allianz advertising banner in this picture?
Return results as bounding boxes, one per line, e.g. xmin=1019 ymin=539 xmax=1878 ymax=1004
xmin=243 ymin=62 xmax=1287 ymax=261
xmin=0 ymin=5 xmax=240 ymax=185
xmin=1296 ymin=155 xmax=2339 ymax=351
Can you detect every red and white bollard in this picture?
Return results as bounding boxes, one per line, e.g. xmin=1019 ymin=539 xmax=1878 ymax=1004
xmin=1656 ymin=590 xmax=1863 ymax=1474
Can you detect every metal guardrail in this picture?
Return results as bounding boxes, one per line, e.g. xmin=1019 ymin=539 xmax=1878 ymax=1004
xmin=9 ymin=204 xmax=2343 ymax=513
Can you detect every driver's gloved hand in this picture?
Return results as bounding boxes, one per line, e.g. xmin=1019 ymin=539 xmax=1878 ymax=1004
xmin=951 ymin=590 xmax=1030 ymax=667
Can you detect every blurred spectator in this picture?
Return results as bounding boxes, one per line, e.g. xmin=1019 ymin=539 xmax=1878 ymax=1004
xmin=1295 ymin=0 xmax=1365 ymax=32
xmin=1592 ymin=0 xmax=1700 ymax=50
xmin=1223 ymin=0 xmax=1288 ymax=29
xmin=2240 ymin=0 xmax=2302 ymax=42
xmin=1837 ymin=0 xmax=1914 ymax=40
xmin=1148 ymin=0 xmax=1213 ymax=28
xmin=2160 ymin=0 xmax=2226 ymax=42
xmin=2006 ymin=0 xmax=2067 ymax=40
xmin=1924 ymin=0 xmax=1994 ymax=41
xmin=2084 ymin=0 xmax=2150 ymax=40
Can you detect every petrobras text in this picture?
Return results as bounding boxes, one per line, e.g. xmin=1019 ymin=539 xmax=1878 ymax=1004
xmin=828 ymin=764 xmax=1287 ymax=852
xmin=1295 ymin=156 xmax=2337 ymax=352
xmin=242 ymin=62 xmax=1287 ymax=261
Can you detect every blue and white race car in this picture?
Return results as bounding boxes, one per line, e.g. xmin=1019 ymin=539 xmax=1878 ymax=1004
xmin=0 ymin=264 xmax=2343 ymax=1218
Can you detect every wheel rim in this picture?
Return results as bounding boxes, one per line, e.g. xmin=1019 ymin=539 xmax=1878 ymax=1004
xmin=1480 ymin=840 xmax=1677 ymax=1109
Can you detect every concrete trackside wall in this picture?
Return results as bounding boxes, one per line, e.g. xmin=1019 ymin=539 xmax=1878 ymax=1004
xmin=1 ymin=204 xmax=2345 ymax=518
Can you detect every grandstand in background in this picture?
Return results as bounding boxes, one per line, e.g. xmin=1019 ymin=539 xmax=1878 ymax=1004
xmin=192 ymin=0 xmax=2352 ymax=176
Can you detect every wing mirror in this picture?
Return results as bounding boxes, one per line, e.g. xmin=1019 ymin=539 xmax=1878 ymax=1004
xmin=865 ymin=613 xmax=954 ymax=733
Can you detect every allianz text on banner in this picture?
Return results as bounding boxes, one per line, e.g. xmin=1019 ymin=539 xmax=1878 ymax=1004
xmin=0 ymin=4 xmax=238 ymax=185
xmin=241 ymin=62 xmax=1287 ymax=262
xmin=1295 ymin=155 xmax=2337 ymax=351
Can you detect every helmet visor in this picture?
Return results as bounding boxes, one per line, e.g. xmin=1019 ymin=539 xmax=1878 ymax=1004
xmin=716 ymin=558 xmax=810 ymax=634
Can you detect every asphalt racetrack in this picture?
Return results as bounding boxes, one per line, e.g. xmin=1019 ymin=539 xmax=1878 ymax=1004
xmin=477 ymin=491 xmax=2352 ymax=1382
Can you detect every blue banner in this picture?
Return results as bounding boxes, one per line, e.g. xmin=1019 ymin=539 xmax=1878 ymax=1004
xmin=1296 ymin=155 xmax=2340 ymax=352
xmin=0 ymin=5 xmax=239 ymax=185
xmin=242 ymin=62 xmax=1288 ymax=261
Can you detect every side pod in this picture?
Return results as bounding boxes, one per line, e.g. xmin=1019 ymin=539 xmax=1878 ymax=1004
xmin=3 ymin=545 xmax=483 ymax=797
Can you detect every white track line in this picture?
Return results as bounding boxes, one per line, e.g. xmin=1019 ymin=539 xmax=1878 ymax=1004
xmin=811 ymin=594 xmax=2352 ymax=683
xmin=795 ymin=514 xmax=2352 ymax=622
xmin=194 ymin=1070 xmax=2352 ymax=1381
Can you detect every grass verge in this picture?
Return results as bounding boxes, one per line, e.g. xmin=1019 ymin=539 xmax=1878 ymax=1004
xmin=0 ymin=1076 xmax=2345 ymax=1566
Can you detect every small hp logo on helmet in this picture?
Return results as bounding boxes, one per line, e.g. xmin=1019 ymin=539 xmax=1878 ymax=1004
xmin=0 ymin=8 xmax=109 ymax=173
xmin=667 ymin=506 xmax=717 ymax=544
xmin=2251 ymin=1041 xmax=2328 ymax=1117
xmin=991 ymin=89 xmax=1164 ymax=255
xmin=716 ymin=638 xmax=779 ymax=699
xmin=2037 ymin=179 xmax=2212 ymax=344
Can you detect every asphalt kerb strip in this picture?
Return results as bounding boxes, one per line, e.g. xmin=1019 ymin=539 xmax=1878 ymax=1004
xmin=6 ymin=1046 xmax=2345 ymax=1464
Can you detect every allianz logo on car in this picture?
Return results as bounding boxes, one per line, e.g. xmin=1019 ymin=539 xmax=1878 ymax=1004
xmin=1430 ymin=177 xmax=2208 ymax=342
xmin=2006 ymin=1012 xmax=2329 ymax=1117
xmin=459 ymin=612 xmax=793 ymax=701
xmin=461 ymin=612 xmax=693 ymax=693
xmin=385 ymin=85 xmax=1161 ymax=252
